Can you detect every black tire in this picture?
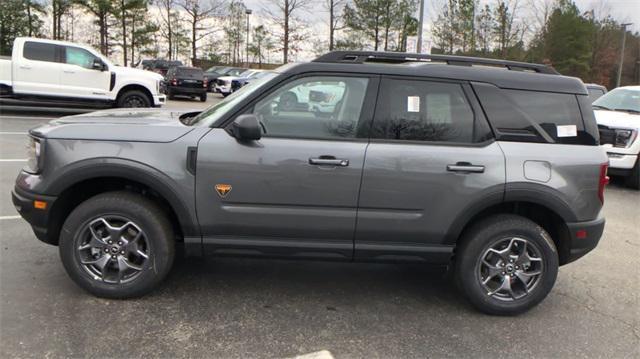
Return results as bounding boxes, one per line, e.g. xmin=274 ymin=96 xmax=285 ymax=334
xmin=624 ymin=158 xmax=640 ymax=190
xmin=116 ymin=90 xmax=151 ymax=108
xmin=200 ymin=93 xmax=207 ymax=102
xmin=454 ymin=214 xmax=559 ymax=315
xmin=59 ymin=191 xmax=175 ymax=299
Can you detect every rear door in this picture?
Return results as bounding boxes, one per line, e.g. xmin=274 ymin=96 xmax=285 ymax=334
xmin=12 ymin=41 xmax=61 ymax=95
xmin=195 ymin=74 xmax=378 ymax=258
xmin=355 ymin=77 xmax=505 ymax=262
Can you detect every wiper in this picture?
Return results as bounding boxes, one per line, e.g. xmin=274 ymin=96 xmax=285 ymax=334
xmin=613 ymin=108 xmax=640 ymax=114
xmin=592 ymin=105 xmax=612 ymax=111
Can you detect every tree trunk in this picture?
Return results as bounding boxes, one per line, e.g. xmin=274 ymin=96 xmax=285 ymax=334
xmin=131 ymin=16 xmax=136 ymax=66
xmin=283 ymin=0 xmax=289 ymax=63
xmin=191 ymin=18 xmax=197 ymax=65
xmin=121 ymin=0 xmax=128 ymax=66
xmin=329 ymin=0 xmax=334 ymax=51
xmin=167 ymin=6 xmax=172 ymax=59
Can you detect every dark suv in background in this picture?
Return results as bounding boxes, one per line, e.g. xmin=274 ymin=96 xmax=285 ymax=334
xmin=12 ymin=51 xmax=607 ymax=315
xmin=162 ymin=66 xmax=207 ymax=102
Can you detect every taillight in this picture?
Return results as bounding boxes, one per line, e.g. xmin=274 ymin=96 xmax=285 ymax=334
xmin=203 ymin=77 xmax=208 ymax=88
xmin=171 ymin=78 xmax=177 ymax=86
xmin=598 ymin=163 xmax=609 ymax=204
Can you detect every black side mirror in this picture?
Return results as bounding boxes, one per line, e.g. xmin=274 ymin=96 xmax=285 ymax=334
xmin=92 ymin=59 xmax=105 ymax=71
xmin=232 ymin=114 xmax=262 ymax=141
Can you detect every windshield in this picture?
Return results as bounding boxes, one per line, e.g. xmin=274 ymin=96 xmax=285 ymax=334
xmin=188 ymin=71 xmax=279 ymax=127
xmin=593 ymin=88 xmax=640 ymax=113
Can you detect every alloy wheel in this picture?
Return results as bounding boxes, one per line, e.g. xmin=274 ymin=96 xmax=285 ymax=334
xmin=76 ymin=216 xmax=150 ymax=284
xmin=477 ymin=237 xmax=544 ymax=301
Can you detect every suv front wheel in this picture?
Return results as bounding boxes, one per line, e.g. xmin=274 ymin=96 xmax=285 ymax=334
xmin=455 ymin=214 xmax=559 ymax=315
xmin=59 ymin=191 xmax=175 ymax=298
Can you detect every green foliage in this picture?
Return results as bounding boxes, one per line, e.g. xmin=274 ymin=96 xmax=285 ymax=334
xmin=0 ymin=0 xmax=45 ymax=55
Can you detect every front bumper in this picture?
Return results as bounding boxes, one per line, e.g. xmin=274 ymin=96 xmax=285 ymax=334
xmin=215 ymin=85 xmax=232 ymax=94
xmin=606 ymin=152 xmax=637 ymax=170
xmin=11 ymin=186 xmax=58 ymax=245
xmin=565 ymin=216 xmax=606 ymax=264
xmin=153 ymin=94 xmax=167 ymax=107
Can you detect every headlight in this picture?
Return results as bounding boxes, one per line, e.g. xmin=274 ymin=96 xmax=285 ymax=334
xmin=614 ymin=129 xmax=637 ymax=148
xmin=25 ymin=136 xmax=42 ymax=173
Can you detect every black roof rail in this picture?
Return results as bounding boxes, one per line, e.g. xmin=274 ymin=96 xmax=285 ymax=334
xmin=313 ymin=51 xmax=559 ymax=75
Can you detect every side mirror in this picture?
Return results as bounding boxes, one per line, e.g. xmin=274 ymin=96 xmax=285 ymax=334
xmin=232 ymin=114 xmax=262 ymax=141
xmin=92 ymin=59 xmax=106 ymax=71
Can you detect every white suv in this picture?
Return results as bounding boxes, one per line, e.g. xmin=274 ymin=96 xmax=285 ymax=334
xmin=593 ymin=86 xmax=640 ymax=189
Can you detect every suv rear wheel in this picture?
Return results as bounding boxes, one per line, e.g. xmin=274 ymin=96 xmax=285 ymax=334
xmin=455 ymin=214 xmax=559 ymax=315
xmin=59 ymin=191 xmax=175 ymax=298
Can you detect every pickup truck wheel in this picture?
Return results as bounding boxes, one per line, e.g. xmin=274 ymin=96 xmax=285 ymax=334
xmin=455 ymin=214 xmax=558 ymax=315
xmin=624 ymin=158 xmax=640 ymax=190
xmin=59 ymin=191 xmax=175 ymax=298
xmin=117 ymin=90 xmax=151 ymax=108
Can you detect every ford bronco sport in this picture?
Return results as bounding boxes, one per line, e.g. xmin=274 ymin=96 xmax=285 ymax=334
xmin=12 ymin=51 xmax=607 ymax=315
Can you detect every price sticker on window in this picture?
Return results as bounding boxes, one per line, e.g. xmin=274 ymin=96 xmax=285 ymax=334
xmin=557 ymin=125 xmax=577 ymax=137
xmin=407 ymin=96 xmax=420 ymax=112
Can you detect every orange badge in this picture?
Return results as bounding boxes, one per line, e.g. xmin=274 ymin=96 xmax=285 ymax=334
xmin=215 ymin=184 xmax=232 ymax=198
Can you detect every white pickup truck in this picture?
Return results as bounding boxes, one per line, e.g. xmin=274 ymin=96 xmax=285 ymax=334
xmin=0 ymin=37 xmax=165 ymax=108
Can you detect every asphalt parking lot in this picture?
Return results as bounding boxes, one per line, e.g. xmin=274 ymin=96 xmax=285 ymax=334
xmin=0 ymin=98 xmax=638 ymax=358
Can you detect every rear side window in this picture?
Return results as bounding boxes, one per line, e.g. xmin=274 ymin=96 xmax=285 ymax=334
xmin=23 ymin=42 xmax=57 ymax=62
xmin=371 ymin=78 xmax=489 ymax=143
xmin=473 ymin=82 xmax=595 ymax=145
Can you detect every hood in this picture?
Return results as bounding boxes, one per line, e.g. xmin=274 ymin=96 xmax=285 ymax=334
xmin=594 ymin=109 xmax=640 ymax=130
xmin=114 ymin=66 xmax=163 ymax=81
xmin=31 ymin=108 xmax=201 ymax=142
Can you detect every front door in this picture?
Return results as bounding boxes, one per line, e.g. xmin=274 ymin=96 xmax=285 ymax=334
xmin=58 ymin=45 xmax=111 ymax=100
xmin=355 ymin=77 xmax=505 ymax=262
xmin=195 ymin=74 xmax=377 ymax=258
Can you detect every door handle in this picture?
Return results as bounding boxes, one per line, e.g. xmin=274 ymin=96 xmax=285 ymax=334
xmin=63 ymin=70 xmax=75 ymax=74
xmin=447 ymin=162 xmax=485 ymax=173
xmin=19 ymin=65 xmax=32 ymax=70
xmin=309 ymin=157 xmax=349 ymax=167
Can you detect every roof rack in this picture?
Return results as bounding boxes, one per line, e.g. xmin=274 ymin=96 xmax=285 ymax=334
xmin=313 ymin=51 xmax=559 ymax=75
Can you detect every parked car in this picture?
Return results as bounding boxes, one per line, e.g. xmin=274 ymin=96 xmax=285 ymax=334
xmin=12 ymin=51 xmax=607 ymax=315
xmin=586 ymin=83 xmax=607 ymax=103
xmin=146 ymin=59 xmax=184 ymax=76
xmin=204 ymin=66 xmax=246 ymax=92
xmin=162 ymin=66 xmax=207 ymax=102
xmin=593 ymin=86 xmax=640 ymax=189
xmin=215 ymin=70 xmax=270 ymax=96
xmin=0 ymin=37 xmax=165 ymax=108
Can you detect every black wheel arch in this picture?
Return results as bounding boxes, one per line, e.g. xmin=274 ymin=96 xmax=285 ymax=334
xmin=43 ymin=159 xmax=198 ymax=245
xmin=446 ymin=182 xmax=577 ymax=265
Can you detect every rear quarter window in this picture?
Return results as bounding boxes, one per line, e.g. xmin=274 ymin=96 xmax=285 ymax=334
xmin=473 ymin=82 xmax=596 ymax=145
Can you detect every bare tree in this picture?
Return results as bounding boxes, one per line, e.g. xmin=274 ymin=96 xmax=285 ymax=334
xmin=264 ymin=0 xmax=312 ymax=63
xmin=324 ymin=0 xmax=347 ymax=51
xmin=158 ymin=0 xmax=177 ymax=59
xmin=180 ymin=0 xmax=225 ymax=65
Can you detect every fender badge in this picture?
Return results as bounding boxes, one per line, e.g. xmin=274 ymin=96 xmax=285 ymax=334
xmin=215 ymin=184 xmax=232 ymax=198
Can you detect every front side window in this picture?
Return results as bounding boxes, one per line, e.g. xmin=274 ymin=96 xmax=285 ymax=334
xmin=64 ymin=46 xmax=99 ymax=69
xmin=251 ymin=76 xmax=369 ymax=139
xmin=23 ymin=42 xmax=57 ymax=62
xmin=371 ymin=79 xmax=476 ymax=143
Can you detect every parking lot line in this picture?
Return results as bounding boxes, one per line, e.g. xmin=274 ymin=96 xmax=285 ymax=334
xmin=0 ymin=132 xmax=27 ymax=135
xmin=0 ymin=215 xmax=21 ymax=220
xmin=0 ymin=159 xmax=27 ymax=162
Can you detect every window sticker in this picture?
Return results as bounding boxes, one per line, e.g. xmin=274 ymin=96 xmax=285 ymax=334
xmin=407 ymin=96 xmax=420 ymax=112
xmin=557 ymin=125 xmax=577 ymax=137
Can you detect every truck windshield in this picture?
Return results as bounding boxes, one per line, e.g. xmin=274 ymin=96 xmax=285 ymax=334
xmin=188 ymin=71 xmax=279 ymax=127
xmin=593 ymin=88 xmax=640 ymax=114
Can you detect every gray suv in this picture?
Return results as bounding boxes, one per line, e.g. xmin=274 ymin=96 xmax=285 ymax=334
xmin=12 ymin=51 xmax=608 ymax=315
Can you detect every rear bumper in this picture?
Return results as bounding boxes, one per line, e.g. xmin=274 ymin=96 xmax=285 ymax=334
xmin=565 ymin=216 xmax=605 ymax=264
xmin=11 ymin=186 xmax=58 ymax=245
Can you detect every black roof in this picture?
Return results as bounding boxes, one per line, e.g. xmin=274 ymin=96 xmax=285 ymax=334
xmin=284 ymin=51 xmax=586 ymax=95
